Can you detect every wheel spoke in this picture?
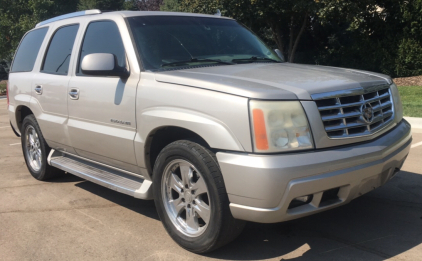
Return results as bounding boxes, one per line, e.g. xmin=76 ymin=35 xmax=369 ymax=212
xmin=186 ymin=207 xmax=199 ymax=231
xmin=170 ymin=197 xmax=185 ymax=215
xmin=169 ymin=173 xmax=183 ymax=193
xmin=28 ymin=134 xmax=35 ymax=145
xmin=191 ymin=176 xmax=207 ymax=196
xmin=30 ymin=149 xmax=36 ymax=160
xmin=179 ymin=164 xmax=192 ymax=187
xmin=194 ymin=201 xmax=210 ymax=224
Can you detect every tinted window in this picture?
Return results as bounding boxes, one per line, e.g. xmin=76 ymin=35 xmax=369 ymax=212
xmin=78 ymin=21 xmax=126 ymax=74
xmin=42 ymin=25 xmax=79 ymax=75
xmin=127 ymin=16 xmax=281 ymax=71
xmin=11 ymin=27 xmax=48 ymax=72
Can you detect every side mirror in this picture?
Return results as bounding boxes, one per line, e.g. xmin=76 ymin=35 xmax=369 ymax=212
xmin=274 ymin=49 xmax=285 ymax=62
xmin=81 ymin=53 xmax=129 ymax=78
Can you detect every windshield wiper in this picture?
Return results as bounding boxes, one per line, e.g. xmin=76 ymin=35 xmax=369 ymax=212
xmin=161 ymin=58 xmax=234 ymax=68
xmin=231 ymin=56 xmax=281 ymax=64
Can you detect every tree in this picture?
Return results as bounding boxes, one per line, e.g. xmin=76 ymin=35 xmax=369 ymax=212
xmin=160 ymin=0 xmax=179 ymax=12
xmin=136 ymin=0 xmax=164 ymax=11
xmin=0 ymin=0 xmax=77 ymax=60
xmin=77 ymin=0 xmax=125 ymax=11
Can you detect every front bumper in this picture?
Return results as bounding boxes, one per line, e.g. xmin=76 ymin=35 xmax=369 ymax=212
xmin=216 ymin=120 xmax=412 ymax=223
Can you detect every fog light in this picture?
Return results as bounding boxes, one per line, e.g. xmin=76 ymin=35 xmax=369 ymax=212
xmin=295 ymin=196 xmax=311 ymax=203
xmin=288 ymin=195 xmax=313 ymax=209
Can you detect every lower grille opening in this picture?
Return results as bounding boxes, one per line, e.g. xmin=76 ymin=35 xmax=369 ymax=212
xmin=319 ymin=187 xmax=341 ymax=207
xmin=288 ymin=195 xmax=313 ymax=209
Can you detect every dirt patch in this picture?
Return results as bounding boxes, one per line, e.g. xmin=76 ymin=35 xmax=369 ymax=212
xmin=393 ymin=76 xmax=422 ymax=86
xmin=0 ymin=80 xmax=7 ymax=85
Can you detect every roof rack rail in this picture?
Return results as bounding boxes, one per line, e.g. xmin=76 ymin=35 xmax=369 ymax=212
xmin=35 ymin=9 xmax=102 ymax=28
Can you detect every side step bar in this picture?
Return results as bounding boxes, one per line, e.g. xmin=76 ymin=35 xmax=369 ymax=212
xmin=48 ymin=150 xmax=153 ymax=200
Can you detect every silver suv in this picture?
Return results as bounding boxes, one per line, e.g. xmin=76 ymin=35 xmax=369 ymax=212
xmin=7 ymin=10 xmax=412 ymax=253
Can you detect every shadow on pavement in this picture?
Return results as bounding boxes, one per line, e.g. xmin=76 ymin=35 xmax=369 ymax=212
xmin=74 ymin=179 xmax=159 ymax=221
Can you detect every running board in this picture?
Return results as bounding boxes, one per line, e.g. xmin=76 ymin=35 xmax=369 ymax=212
xmin=48 ymin=150 xmax=153 ymax=200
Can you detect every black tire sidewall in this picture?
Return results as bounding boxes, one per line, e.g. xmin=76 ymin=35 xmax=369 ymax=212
xmin=21 ymin=115 xmax=50 ymax=180
xmin=153 ymin=141 xmax=224 ymax=253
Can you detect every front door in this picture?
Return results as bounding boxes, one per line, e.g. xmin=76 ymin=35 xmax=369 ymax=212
xmin=67 ymin=20 xmax=139 ymax=173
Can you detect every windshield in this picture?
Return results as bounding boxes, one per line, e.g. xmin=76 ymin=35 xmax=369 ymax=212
xmin=127 ymin=16 xmax=283 ymax=71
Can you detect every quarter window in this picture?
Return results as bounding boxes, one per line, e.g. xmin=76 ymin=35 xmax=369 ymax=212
xmin=42 ymin=24 xmax=79 ymax=75
xmin=78 ymin=21 xmax=126 ymax=75
xmin=11 ymin=27 xmax=48 ymax=73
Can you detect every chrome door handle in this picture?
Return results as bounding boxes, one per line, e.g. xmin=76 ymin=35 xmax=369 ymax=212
xmin=34 ymin=86 xmax=43 ymax=95
xmin=69 ymin=88 xmax=80 ymax=100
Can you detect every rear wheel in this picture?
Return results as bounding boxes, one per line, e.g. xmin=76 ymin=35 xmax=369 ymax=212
xmin=153 ymin=140 xmax=245 ymax=253
xmin=21 ymin=115 xmax=61 ymax=180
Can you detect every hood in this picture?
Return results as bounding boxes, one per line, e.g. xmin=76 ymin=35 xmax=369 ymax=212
xmin=154 ymin=63 xmax=392 ymax=100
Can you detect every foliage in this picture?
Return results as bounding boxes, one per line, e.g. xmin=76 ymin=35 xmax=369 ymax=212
xmin=160 ymin=0 xmax=180 ymax=12
xmin=398 ymin=86 xmax=422 ymax=117
xmin=0 ymin=0 xmax=421 ymax=77
xmin=0 ymin=83 xmax=6 ymax=94
xmin=162 ymin=0 xmax=422 ymax=77
xmin=136 ymin=0 xmax=164 ymax=11
xmin=77 ymin=0 xmax=125 ymax=11
xmin=178 ymin=0 xmax=221 ymax=14
xmin=0 ymin=0 xmax=77 ymax=59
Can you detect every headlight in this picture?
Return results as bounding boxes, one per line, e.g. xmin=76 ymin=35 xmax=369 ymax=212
xmin=390 ymin=83 xmax=403 ymax=122
xmin=249 ymin=100 xmax=314 ymax=153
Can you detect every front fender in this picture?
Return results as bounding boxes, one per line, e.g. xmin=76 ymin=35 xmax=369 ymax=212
xmin=142 ymin=107 xmax=243 ymax=150
xmin=133 ymin=106 xmax=246 ymax=172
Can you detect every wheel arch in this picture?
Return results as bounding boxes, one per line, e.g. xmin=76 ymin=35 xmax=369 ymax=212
xmin=15 ymin=105 xmax=34 ymax=133
xmin=144 ymin=126 xmax=212 ymax=177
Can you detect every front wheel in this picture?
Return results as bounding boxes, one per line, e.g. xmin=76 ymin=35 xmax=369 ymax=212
xmin=153 ymin=140 xmax=245 ymax=253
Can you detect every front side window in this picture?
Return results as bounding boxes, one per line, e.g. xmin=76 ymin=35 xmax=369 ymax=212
xmin=42 ymin=24 xmax=79 ymax=75
xmin=78 ymin=21 xmax=126 ymax=75
xmin=11 ymin=27 xmax=48 ymax=73
xmin=127 ymin=16 xmax=282 ymax=71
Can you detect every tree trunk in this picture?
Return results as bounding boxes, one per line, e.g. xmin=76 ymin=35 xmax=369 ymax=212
xmin=270 ymin=21 xmax=284 ymax=56
xmin=288 ymin=15 xmax=294 ymax=60
xmin=289 ymin=13 xmax=308 ymax=63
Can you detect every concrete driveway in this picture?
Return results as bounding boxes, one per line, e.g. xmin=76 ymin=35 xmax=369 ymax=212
xmin=1 ymin=98 xmax=421 ymax=260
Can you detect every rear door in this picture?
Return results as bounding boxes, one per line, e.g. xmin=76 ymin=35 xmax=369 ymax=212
xmin=67 ymin=20 xmax=139 ymax=173
xmin=8 ymin=27 xmax=48 ymax=132
xmin=31 ymin=24 xmax=80 ymax=152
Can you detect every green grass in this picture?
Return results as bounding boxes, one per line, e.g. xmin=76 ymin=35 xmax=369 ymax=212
xmin=0 ymin=83 xmax=6 ymax=95
xmin=398 ymin=86 xmax=422 ymax=117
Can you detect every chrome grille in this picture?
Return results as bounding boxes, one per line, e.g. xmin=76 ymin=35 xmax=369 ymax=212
xmin=312 ymin=85 xmax=394 ymax=138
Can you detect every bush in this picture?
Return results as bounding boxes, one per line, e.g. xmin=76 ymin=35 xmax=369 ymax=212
xmin=395 ymin=38 xmax=422 ymax=77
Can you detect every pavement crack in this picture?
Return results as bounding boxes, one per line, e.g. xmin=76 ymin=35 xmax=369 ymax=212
xmin=75 ymin=209 xmax=108 ymax=228
xmin=0 ymin=204 xmax=117 ymax=214
xmin=0 ymin=183 xmax=73 ymax=190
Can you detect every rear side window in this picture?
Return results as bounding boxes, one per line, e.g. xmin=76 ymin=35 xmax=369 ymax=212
xmin=42 ymin=24 xmax=79 ymax=75
xmin=78 ymin=21 xmax=126 ymax=75
xmin=11 ymin=27 xmax=48 ymax=73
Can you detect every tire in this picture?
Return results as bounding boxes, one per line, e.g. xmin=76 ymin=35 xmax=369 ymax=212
xmin=21 ymin=115 xmax=61 ymax=180
xmin=153 ymin=140 xmax=245 ymax=253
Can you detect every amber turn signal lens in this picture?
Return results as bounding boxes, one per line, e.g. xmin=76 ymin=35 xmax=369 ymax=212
xmin=252 ymin=108 xmax=269 ymax=150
